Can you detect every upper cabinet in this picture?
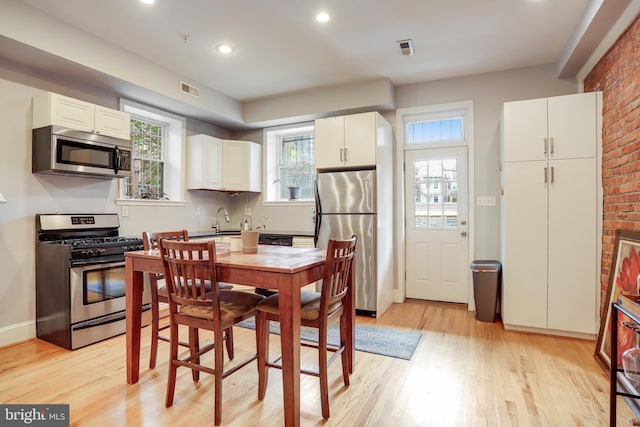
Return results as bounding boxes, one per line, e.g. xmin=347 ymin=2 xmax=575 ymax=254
xmin=33 ymin=92 xmax=131 ymax=140
xmin=186 ymin=135 xmax=261 ymax=192
xmin=502 ymin=93 xmax=597 ymax=162
xmin=315 ymin=112 xmax=382 ymax=169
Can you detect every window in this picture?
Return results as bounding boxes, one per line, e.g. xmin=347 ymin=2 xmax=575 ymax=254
xmin=126 ymin=118 xmax=165 ymax=199
xmin=118 ymin=100 xmax=186 ymax=206
xmin=414 ymin=158 xmax=459 ymax=228
xmin=407 ymin=117 xmax=463 ymax=144
xmin=405 ymin=107 xmax=466 ymax=147
xmin=264 ymin=123 xmax=315 ymax=203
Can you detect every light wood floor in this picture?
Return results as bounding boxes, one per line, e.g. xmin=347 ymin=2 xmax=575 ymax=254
xmin=0 ymin=300 xmax=634 ymax=426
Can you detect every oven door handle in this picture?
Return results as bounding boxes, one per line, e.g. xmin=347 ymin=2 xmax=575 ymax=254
xmin=70 ymin=258 xmax=124 ymax=268
xmin=72 ymin=310 xmax=126 ymax=330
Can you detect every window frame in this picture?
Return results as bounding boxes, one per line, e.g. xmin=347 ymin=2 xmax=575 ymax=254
xmin=263 ymin=122 xmax=315 ymax=205
xmin=403 ymin=106 xmax=469 ymax=150
xmin=117 ymin=99 xmax=187 ymax=207
xmin=126 ymin=115 xmax=167 ymax=200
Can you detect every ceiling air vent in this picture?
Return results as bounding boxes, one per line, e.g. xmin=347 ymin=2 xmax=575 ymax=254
xmin=397 ymin=39 xmax=414 ymax=56
xmin=180 ymin=81 xmax=199 ymax=97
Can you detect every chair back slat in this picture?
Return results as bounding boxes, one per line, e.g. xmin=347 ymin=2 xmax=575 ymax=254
xmin=159 ymin=239 xmax=220 ymax=311
xmin=142 ymin=229 xmax=189 ymax=251
xmin=319 ymin=235 xmax=357 ymax=315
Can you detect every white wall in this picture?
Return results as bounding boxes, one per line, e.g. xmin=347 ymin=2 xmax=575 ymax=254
xmin=0 ymin=59 xmax=582 ymax=347
xmin=0 ymin=71 xmax=238 ymax=346
xmin=394 ymin=63 xmax=579 ymax=259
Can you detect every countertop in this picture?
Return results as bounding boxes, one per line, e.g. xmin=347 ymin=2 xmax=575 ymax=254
xmin=190 ymin=230 xmax=314 ymax=238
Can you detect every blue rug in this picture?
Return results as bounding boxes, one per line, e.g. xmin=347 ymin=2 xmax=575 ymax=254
xmin=236 ymin=318 xmax=422 ymax=361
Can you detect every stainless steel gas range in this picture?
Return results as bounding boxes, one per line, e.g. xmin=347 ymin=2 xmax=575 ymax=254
xmin=35 ymin=213 xmax=151 ymax=349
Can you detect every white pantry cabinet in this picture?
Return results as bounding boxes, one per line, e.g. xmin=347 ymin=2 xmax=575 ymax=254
xmin=33 ymin=92 xmax=131 ymax=139
xmin=315 ymin=112 xmax=383 ymax=169
xmin=186 ymin=135 xmax=261 ymax=192
xmin=500 ymin=92 xmax=601 ymax=337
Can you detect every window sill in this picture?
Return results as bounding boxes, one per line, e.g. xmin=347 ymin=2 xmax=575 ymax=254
xmin=116 ymin=199 xmax=187 ymax=207
xmin=262 ymin=200 xmax=314 ymax=207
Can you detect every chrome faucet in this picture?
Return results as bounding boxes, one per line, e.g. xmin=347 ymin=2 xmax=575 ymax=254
xmin=213 ymin=207 xmax=230 ymax=233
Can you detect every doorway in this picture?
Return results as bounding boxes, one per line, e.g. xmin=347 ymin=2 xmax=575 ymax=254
xmin=404 ymin=147 xmax=469 ymax=303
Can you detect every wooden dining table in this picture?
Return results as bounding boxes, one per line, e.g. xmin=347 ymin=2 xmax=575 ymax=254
xmin=125 ymin=243 xmax=355 ymax=427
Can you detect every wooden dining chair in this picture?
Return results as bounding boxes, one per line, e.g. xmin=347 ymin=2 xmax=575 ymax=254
xmin=255 ymin=235 xmax=357 ymax=419
xmin=159 ymin=239 xmax=265 ymax=426
xmin=142 ymin=230 xmax=234 ymax=369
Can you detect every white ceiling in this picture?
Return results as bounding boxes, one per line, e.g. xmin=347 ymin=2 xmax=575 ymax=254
xmin=15 ymin=0 xmax=596 ymax=102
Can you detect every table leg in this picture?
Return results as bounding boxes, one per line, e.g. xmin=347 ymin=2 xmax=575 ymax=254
xmin=278 ymin=281 xmax=301 ymax=427
xmin=126 ymin=258 xmax=143 ymax=384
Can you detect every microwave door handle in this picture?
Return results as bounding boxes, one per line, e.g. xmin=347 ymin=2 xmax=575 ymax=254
xmin=113 ymin=147 xmax=120 ymax=174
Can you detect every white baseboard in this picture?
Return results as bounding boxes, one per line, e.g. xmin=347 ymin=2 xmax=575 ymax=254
xmin=0 ymin=320 xmax=36 ymax=348
xmin=392 ymin=289 xmax=404 ymax=304
xmin=503 ymin=323 xmax=596 ymax=340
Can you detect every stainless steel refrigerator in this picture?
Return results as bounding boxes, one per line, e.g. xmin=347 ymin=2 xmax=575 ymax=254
xmin=315 ymin=169 xmax=378 ymax=314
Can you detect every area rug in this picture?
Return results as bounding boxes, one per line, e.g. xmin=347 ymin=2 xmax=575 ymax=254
xmin=235 ymin=318 xmax=422 ymax=361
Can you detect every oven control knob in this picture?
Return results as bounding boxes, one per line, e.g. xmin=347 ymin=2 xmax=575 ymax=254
xmin=96 ymin=249 xmax=106 ymax=255
xmin=83 ymin=249 xmax=95 ymax=256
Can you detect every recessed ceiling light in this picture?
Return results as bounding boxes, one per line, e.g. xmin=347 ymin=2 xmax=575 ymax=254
xmin=140 ymin=0 xmax=155 ymax=4
xmin=215 ymin=44 xmax=234 ymax=54
xmin=315 ymin=12 xmax=330 ymax=23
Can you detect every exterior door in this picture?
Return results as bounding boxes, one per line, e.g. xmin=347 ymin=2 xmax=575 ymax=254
xmin=405 ymin=147 xmax=469 ymax=303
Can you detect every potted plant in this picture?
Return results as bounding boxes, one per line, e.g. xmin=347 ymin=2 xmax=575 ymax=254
xmin=274 ymin=162 xmax=312 ymax=200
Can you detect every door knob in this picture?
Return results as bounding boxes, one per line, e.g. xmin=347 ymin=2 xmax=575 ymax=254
xmin=460 ymin=231 xmax=467 ymax=237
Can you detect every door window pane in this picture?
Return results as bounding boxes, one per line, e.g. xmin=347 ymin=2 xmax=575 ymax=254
xmin=414 ymin=158 xmax=458 ymax=229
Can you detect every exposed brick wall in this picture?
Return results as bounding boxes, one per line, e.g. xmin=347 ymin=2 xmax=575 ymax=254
xmin=584 ymin=14 xmax=640 ymax=315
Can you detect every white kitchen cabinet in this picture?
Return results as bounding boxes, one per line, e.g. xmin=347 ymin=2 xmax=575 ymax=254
xmin=186 ymin=134 xmax=223 ymax=190
xmin=93 ymin=105 xmax=132 ymax=140
xmin=33 ymin=92 xmax=131 ymax=139
xmin=502 ymin=93 xmax=596 ymax=162
xmin=222 ymin=139 xmax=261 ymax=192
xmin=500 ymin=92 xmax=600 ymax=337
xmin=186 ymin=135 xmax=261 ymax=192
xmin=314 ymin=112 xmax=380 ymax=169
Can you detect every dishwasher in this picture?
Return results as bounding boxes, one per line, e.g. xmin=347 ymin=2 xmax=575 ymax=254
xmin=258 ymin=234 xmax=294 ymax=247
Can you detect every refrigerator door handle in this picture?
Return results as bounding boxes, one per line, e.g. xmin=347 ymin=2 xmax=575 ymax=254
xmin=314 ymin=179 xmax=321 ymax=246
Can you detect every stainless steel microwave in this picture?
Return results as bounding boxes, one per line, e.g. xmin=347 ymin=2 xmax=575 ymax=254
xmin=32 ymin=125 xmax=132 ymax=179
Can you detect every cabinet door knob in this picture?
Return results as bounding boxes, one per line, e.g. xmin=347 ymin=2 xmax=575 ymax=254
xmin=460 ymin=231 xmax=467 ymax=237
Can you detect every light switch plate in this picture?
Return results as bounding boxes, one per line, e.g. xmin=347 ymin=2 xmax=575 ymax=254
xmin=476 ymin=196 xmax=496 ymax=207
xmin=121 ymin=206 xmax=129 ymax=217
xmin=245 ymin=208 xmax=252 ymax=216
